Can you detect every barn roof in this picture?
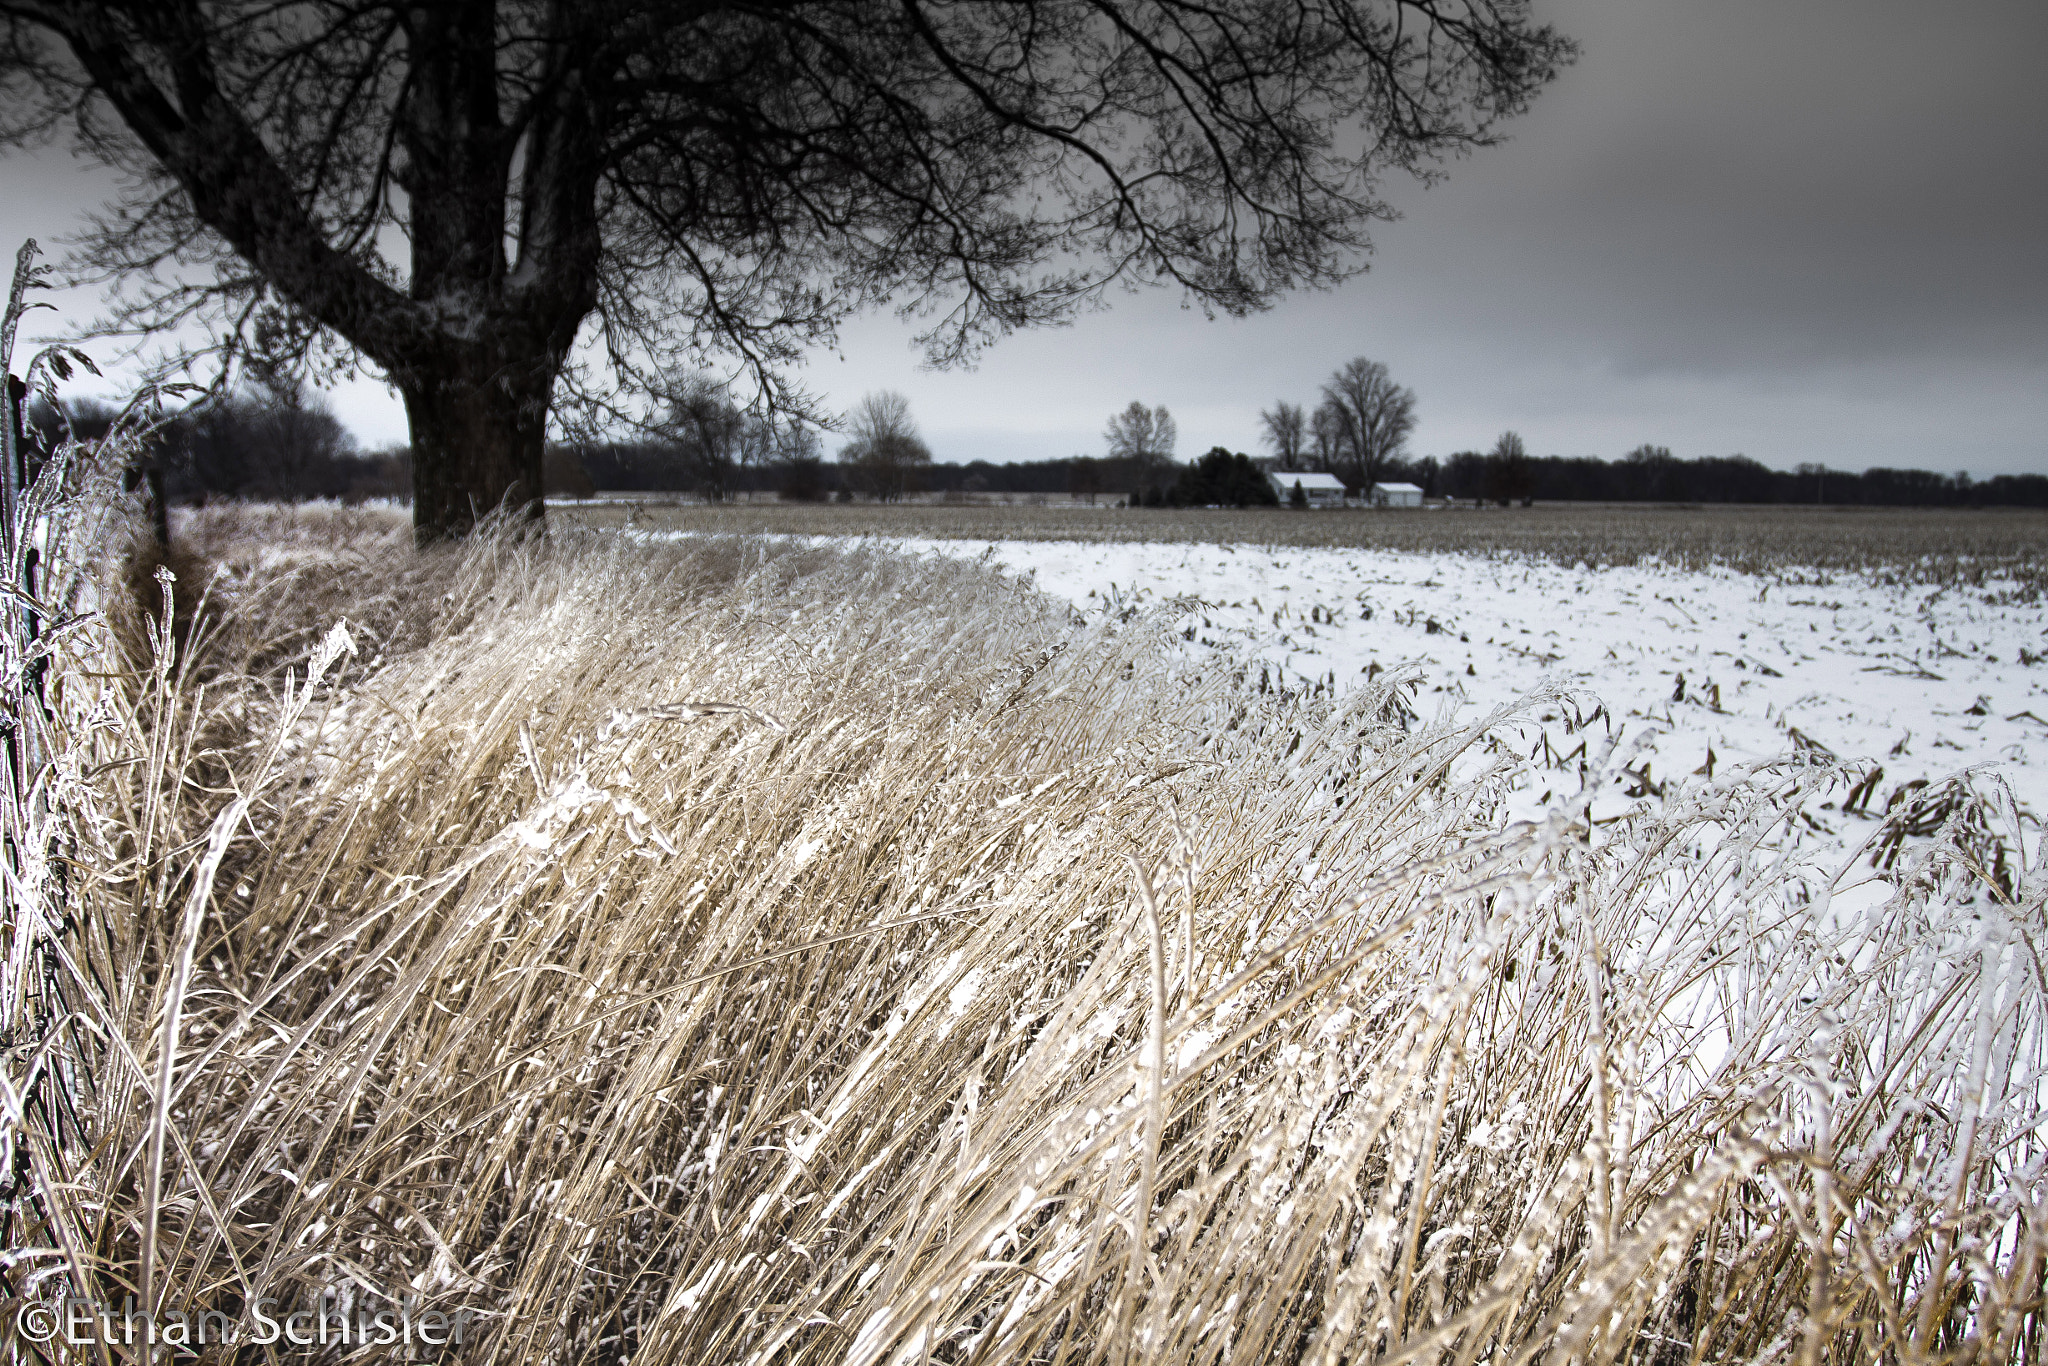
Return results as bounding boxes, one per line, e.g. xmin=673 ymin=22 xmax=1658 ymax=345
xmin=1268 ymin=471 xmax=1348 ymax=492
xmin=1371 ymin=482 xmax=1424 ymax=494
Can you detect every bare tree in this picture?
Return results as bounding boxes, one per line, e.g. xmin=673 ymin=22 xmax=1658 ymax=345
xmin=734 ymin=413 xmax=783 ymax=501
xmin=1309 ymin=402 xmax=1345 ymax=474
xmin=0 ymin=2 xmax=1573 ymax=540
xmin=839 ymin=391 xmax=932 ymax=501
xmin=1104 ymin=401 xmax=1178 ymax=484
xmin=1260 ymin=401 xmax=1307 ymax=469
xmin=662 ymin=375 xmax=748 ymax=502
xmin=1486 ymin=429 xmax=1533 ymax=506
xmin=1318 ymin=358 xmax=1417 ymax=492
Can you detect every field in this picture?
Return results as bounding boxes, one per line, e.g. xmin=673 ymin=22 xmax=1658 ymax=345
xmin=558 ymin=499 xmax=2048 ymax=586
xmin=624 ymin=500 xmax=2047 ymax=877
xmin=899 ymin=536 xmax=2047 ymax=865
xmin=4 ymin=492 xmax=2045 ymax=1364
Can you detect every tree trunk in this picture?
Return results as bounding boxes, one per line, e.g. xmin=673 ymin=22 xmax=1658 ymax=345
xmin=398 ymin=347 xmax=552 ymax=543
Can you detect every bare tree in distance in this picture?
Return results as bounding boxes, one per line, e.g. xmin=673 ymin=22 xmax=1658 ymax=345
xmin=1260 ymin=401 xmax=1307 ymax=470
xmin=0 ymin=2 xmax=1573 ymax=541
xmin=840 ymin=391 xmax=932 ymax=502
xmin=1310 ymin=403 xmax=1344 ymax=474
xmin=1487 ymin=429 xmax=1534 ymax=507
xmin=1105 ymin=401 xmax=1178 ymax=485
xmin=846 ymin=391 xmax=918 ymax=448
xmin=663 ymin=375 xmax=748 ymax=503
xmin=1317 ymin=358 xmax=1417 ymax=493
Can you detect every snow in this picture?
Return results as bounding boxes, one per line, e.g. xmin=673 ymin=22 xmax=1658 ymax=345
xmin=904 ymin=538 xmax=2046 ymax=859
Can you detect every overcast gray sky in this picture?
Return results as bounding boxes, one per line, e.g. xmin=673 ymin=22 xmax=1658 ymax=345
xmin=4 ymin=0 xmax=2043 ymax=474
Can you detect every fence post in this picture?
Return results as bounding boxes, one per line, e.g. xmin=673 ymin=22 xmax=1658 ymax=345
xmin=2 ymin=239 xmax=50 ymax=990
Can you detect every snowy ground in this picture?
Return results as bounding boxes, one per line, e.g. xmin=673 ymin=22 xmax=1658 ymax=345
xmin=907 ymin=538 xmax=2047 ymax=859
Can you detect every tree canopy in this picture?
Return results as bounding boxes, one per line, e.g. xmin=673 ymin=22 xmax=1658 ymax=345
xmin=1 ymin=0 xmax=1574 ymax=539
xmin=1260 ymin=401 xmax=1308 ymax=469
xmin=838 ymin=390 xmax=932 ymax=500
xmin=1104 ymin=401 xmax=1178 ymax=478
xmin=1317 ymin=357 xmax=1416 ymax=491
xmin=1485 ymin=428 xmax=1531 ymax=505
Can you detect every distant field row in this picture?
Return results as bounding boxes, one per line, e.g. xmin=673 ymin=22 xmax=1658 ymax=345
xmin=554 ymin=500 xmax=2048 ymax=585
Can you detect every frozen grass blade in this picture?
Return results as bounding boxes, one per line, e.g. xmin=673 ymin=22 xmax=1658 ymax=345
xmin=139 ymin=796 xmax=244 ymax=1311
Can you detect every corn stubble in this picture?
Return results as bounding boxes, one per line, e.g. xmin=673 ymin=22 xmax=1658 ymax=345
xmin=7 ymin=498 xmax=2044 ymax=1364
xmin=566 ymin=502 xmax=2048 ymax=591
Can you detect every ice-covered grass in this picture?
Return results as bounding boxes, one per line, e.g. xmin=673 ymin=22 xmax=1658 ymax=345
xmin=5 ymin=500 xmax=2044 ymax=1364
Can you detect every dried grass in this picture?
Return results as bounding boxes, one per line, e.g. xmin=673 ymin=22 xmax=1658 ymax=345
xmin=5 ymin=490 xmax=2044 ymax=1364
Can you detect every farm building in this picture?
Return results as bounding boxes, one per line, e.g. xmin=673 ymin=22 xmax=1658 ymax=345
xmin=1268 ymin=471 xmax=1348 ymax=507
xmin=1369 ymin=481 xmax=1425 ymax=508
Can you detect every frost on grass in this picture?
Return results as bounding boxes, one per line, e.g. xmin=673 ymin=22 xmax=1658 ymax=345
xmin=6 ymin=503 xmax=2044 ymax=1365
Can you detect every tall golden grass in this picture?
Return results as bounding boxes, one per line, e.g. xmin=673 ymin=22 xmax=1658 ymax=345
xmin=0 ymin=377 xmax=2038 ymax=1366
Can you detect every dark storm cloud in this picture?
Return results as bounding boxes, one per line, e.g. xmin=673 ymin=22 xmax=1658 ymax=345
xmin=1403 ymin=0 xmax=2048 ymax=375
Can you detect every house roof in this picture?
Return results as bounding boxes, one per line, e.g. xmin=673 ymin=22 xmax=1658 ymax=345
xmin=1268 ymin=471 xmax=1348 ymax=492
xmin=1371 ymin=482 xmax=1424 ymax=494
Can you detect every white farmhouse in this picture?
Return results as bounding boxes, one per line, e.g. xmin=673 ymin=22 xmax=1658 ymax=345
xmin=1368 ymin=481 xmax=1424 ymax=508
xmin=1268 ymin=471 xmax=1348 ymax=507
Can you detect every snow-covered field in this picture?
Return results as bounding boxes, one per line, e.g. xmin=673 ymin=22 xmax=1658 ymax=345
xmin=910 ymin=537 xmax=2046 ymax=860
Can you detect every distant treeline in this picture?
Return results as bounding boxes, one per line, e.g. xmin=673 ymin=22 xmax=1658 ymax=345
xmin=35 ymin=387 xmax=409 ymax=503
xmin=888 ymin=449 xmax=2048 ymax=509
xmin=561 ymin=448 xmax=1274 ymax=506
xmin=561 ymin=448 xmax=1160 ymax=499
xmin=1421 ymin=447 xmax=2048 ymax=509
xmin=41 ymin=390 xmax=2043 ymax=509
